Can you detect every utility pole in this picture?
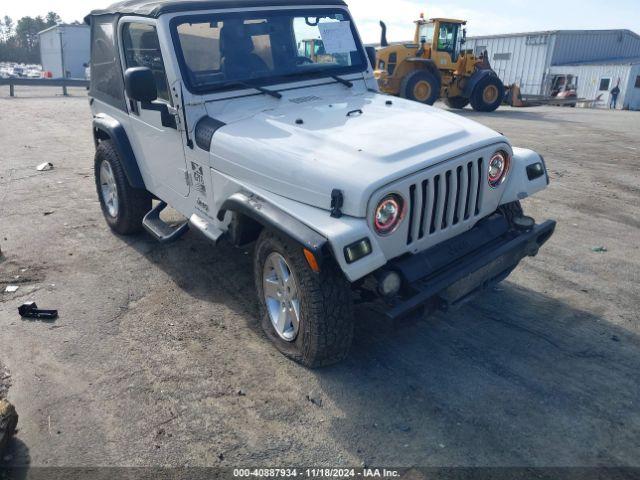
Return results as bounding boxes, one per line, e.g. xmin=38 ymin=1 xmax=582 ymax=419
xmin=58 ymin=28 xmax=68 ymax=96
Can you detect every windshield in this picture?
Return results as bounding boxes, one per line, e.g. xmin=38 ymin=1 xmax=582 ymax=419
xmin=171 ymin=9 xmax=367 ymax=93
xmin=418 ymin=22 xmax=435 ymax=44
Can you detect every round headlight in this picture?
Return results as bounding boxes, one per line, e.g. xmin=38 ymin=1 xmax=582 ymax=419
xmin=488 ymin=151 xmax=511 ymax=188
xmin=374 ymin=194 xmax=405 ymax=236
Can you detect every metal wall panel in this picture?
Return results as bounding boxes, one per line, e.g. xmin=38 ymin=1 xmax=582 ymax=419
xmin=39 ymin=29 xmax=63 ymax=77
xmin=60 ymin=26 xmax=91 ymax=79
xmin=466 ymin=34 xmax=555 ymax=95
xmin=553 ymin=31 xmax=640 ymax=65
xmin=624 ymin=64 xmax=640 ymax=110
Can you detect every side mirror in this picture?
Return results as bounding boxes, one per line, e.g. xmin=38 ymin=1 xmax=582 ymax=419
xmin=124 ymin=67 xmax=177 ymax=129
xmin=365 ymin=46 xmax=377 ymax=69
xmin=124 ymin=67 xmax=157 ymax=103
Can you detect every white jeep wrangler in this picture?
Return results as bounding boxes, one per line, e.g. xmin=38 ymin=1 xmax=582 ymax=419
xmin=86 ymin=0 xmax=555 ymax=367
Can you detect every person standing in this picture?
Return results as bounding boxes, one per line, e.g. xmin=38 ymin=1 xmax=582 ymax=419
xmin=610 ymin=83 xmax=621 ymax=109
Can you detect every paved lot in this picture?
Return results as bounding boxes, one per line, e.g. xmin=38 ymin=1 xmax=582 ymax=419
xmin=0 ymin=87 xmax=639 ymax=468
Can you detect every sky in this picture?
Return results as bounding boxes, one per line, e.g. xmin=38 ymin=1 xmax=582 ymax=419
xmin=2 ymin=0 xmax=639 ymax=43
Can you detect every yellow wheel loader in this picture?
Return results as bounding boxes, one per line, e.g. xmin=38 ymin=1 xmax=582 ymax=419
xmin=375 ymin=14 xmax=505 ymax=112
xmin=298 ymin=39 xmax=335 ymax=64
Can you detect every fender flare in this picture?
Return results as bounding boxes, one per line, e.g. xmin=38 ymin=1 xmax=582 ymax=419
xmin=405 ymin=58 xmax=442 ymax=82
xmin=217 ymin=192 xmax=329 ymax=262
xmin=92 ymin=114 xmax=146 ymax=189
xmin=463 ymin=69 xmax=499 ymax=98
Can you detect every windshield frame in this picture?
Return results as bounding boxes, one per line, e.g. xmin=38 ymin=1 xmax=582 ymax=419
xmin=169 ymin=7 xmax=368 ymax=95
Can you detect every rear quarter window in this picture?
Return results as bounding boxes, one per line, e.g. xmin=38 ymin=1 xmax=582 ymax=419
xmin=90 ymin=15 xmax=126 ymax=110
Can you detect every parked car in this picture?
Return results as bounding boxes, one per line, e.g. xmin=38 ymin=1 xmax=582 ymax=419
xmin=86 ymin=0 xmax=555 ymax=367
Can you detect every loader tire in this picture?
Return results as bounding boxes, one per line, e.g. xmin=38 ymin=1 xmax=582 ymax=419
xmin=470 ymin=75 xmax=504 ymax=112
xmin=401 ymin=70 xmax=441 ymax=105
xmin=445 ymin=96 xmax=470 ymax=109
xmin=254 ymin=230 xmax=354 ymax=368
xmin=95 ymin=140 xmax=151 ymax=235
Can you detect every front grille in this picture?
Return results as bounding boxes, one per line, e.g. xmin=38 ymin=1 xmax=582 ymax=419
xmin=406 ymin=157 xmax=484 ymax=245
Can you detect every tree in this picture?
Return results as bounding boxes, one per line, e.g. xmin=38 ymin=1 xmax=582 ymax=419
xmin=0 ymin=16 xmax=14 ymax=42
xmin=0 ymin=12 xmax=60 ymax=64
xmin=45 ymin=12 xmax=61 ymax=27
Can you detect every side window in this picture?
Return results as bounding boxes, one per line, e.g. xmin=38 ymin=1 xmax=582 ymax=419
xmin=599 ymin=78 xmax=611 ymax=91
xmin=419 ymin=23 xmax=435 ymax=44
xmin=91 ymin=16 xmax=126 ymax=109
xmin=122 ymin=23 xmax=171 ymax=103
xmin=387 ymin=52 xmax=397 ymax=75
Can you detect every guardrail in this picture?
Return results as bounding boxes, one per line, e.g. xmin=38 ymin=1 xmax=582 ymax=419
xmin=0 ymin=77 xmax=90 ymax=97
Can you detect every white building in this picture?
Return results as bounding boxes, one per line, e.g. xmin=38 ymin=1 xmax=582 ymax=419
xmin=39 ymin=24 xmax=91 ymax=79
xmin=466 ymin=29 xmax=640 ymax=109
xmin=549 ymin=58 xmax=640 ymax=110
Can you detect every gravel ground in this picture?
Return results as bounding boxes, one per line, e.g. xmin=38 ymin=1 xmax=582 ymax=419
xmin=0 ymin=87 xmax=639 ymax=468
xmin=0 ymin=361 xmax=9 ymax=400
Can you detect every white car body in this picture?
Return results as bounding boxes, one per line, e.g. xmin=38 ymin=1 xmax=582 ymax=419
xmin=88 ymin=1 xmax=551 ymax=285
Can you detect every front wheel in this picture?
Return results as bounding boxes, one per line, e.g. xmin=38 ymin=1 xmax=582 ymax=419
xmin=254 ymin=230 xmax=354 ymax=368
xmin=401 ymin=70 xmax=441 ymax=105
xmin=470 ymin=75 xmax=505 ymax=112
xmin=94 ymin=140 xmax=151 ymax=235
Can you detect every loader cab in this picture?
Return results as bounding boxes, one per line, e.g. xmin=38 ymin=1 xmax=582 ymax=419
xmin=415 ymin=17 xmax=467 ymax=66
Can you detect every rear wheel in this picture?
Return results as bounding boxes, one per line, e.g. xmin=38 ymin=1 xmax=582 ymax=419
xmin=445 ymin=96 xmax=470 ymax=109
xmin=470 ymin=75 xmax=504 ymax=112
xmin=94 ymin=140 xmax=151 ymax=235
xmin=254 ymin=230 xmax=354 ymax=368
xmin=401 ymin=70 xmax=441 ymax=105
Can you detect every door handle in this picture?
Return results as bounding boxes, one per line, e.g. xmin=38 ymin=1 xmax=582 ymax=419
xmin=141 ymin=101 xmax=178 ymax=130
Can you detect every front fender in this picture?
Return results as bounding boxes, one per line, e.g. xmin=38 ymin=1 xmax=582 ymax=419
xmin=92 ymin=114 xmax=146 ymax=189
xmin=211 ymin=171 xmax=388 ymax=282
xmin=218 ymin=192 xmax=328 ymax=261
xmin=463 ymin=69 xmax=498 ymax=98
xmin=500 ymin=148 xmax=550 ymax=205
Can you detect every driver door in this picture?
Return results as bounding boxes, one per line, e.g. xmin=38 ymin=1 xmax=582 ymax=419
xmin=120 ymin=20 xmax=190 ymax=200
xmin=434 ymin=22 xmax=459 ymax=67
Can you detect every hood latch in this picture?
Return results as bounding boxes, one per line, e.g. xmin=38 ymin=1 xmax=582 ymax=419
xmin=330 ymin=189 xmax=344 ymax=219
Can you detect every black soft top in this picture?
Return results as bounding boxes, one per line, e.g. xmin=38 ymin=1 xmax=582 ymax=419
xmin=86 ymin=0 xmax=348 ymax=22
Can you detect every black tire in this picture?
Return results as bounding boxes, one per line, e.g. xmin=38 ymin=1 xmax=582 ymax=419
xmin=445 ymin=96 xmax=470 ymax=109
xmin=470 ymin=75 xmax=505 ymax=112
xmin=400 ymin=70 xmax=441 ymax=105
xmin=254 ymin=230 xmax=354 ymax=368
xmin=94 ymin=140 xmax=151 ymax=235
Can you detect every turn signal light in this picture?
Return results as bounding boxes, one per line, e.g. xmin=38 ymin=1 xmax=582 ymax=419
xmin=344 ymin=238 xmax=372 ymax=264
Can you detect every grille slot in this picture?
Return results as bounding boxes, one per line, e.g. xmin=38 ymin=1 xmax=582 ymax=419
xmin=406 ymin=157 xmax=484 ymax=245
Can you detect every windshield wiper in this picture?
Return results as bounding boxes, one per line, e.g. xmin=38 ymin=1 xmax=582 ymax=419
xmin=330 ymin=75 xmax=353 ymax=88
xmin=228 ymin=81 xmax=282 ymax=99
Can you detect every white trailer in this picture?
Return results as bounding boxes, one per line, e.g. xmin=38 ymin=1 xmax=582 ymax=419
xmin=39 ymin=24 xmax=90 ymax=79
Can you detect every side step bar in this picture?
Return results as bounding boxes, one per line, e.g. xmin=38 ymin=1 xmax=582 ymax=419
xmin=142 ymin=202 xmax=189 ymax=243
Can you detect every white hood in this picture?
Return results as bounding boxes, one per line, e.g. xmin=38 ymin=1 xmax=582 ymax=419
xmin=207 ymin=90 xmax=506 ymax=218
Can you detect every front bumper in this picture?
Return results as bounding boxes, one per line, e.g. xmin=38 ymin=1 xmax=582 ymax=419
xmin=384 ymin=214 xmax=556 ymax=320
